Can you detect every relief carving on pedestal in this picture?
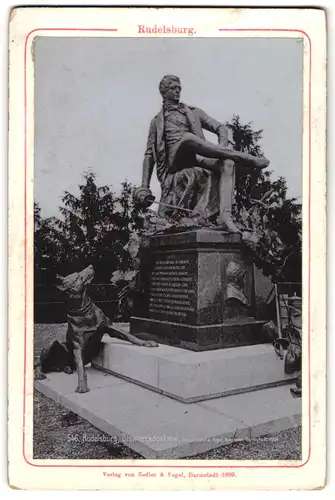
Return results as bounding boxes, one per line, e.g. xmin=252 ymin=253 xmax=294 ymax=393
xmin=225 ymin=260 xmax=249 ymax=307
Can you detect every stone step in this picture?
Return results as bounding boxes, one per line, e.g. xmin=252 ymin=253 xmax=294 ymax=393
xmin=35 ymin=368 xmax=301 ymax=459
xmin=92 ymin=335 xmax=296 ymax=403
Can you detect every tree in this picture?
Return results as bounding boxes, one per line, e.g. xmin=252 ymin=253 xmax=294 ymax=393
xmin=226 ymin=115 xmax=302 ymax=282
xmin=44 ymin=172 xmax=141 ymax=280
xmin=34 ymin=202 xmax=65 ymax=283
xmin=91 ymin=179 xmax=142 ymax=279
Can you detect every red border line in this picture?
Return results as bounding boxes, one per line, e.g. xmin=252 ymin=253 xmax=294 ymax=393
xmin=24 ymin=28 xmax=311 ymax=469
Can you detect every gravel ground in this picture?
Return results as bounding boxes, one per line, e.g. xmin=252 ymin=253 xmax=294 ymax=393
xmin=34 ymin=323 xmax=302 ymax=460
xmin=33 ymin=389 xmax=143 ymax=460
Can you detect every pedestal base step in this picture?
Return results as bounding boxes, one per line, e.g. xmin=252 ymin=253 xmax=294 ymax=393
xmin=92 ymin=333 xmax=296 ymax=403
xmin=35 ymin=368 xmax=301 ymax=459
xmin=130 ymin=316 xmax=267 ymax=351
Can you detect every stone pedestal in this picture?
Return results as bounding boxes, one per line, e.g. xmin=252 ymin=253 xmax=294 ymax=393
xmin=130 ymin=229 xmax=266 ymax=351
xmin=92 ymin=334 xmax=296 ymax=403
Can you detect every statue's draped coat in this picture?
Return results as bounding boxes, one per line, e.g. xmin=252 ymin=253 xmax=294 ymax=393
xmin=143 ymin=104 xmax=229 ymax=219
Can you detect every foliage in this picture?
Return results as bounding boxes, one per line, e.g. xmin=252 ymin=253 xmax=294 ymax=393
xmin=226 ymin=115 xmax=302 ymax=282
xmin=34 ymin=202 xmax=66 ymax=284
xmin=34 ymin=173 xmax=143 ymax=282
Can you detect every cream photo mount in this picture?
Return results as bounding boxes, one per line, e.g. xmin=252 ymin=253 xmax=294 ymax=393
xmin=8 ymin=7 xmax=326 ymax=491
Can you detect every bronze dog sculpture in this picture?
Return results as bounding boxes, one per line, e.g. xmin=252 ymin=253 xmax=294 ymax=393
xmin=35 ymin=265 xmax=157 ymax=393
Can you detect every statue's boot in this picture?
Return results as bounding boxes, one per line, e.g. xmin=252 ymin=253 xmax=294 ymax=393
xmin=219 ymin=160 xmax=241 ymax=234
xmin=247 ymin=156 xmax=270 ymax=170
xmin=218 ymin=147 xmax=270 ymax=170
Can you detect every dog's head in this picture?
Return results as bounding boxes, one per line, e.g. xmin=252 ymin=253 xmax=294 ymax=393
xmin=56 ymin=265 xmax=95 ymax=299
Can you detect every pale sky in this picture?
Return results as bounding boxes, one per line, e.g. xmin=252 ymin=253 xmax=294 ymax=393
xmin=34 ymin=36 xmax=303 ymax=218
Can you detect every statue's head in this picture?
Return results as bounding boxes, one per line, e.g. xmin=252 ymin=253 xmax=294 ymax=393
xmin=159 ymin=75 xmax=181 ymax=102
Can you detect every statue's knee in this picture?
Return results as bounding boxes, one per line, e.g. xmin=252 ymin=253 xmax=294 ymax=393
xmin=182 ymin=132 xmax=196 ymax=146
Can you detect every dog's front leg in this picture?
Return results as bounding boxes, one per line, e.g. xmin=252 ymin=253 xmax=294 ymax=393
xmin=107 ymin=328 xmax=158 ymax=347
xmin=73 ymin=341 xmax=90 ymax=393
xmin=123 ymin=332 xmax=158 ymax=347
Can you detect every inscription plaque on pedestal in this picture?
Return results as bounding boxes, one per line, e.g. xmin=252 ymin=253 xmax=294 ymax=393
xmin=130 ymin=229 xmax=266 ymax=351
xmin=148 ymin=254 xmax=197 ymax=324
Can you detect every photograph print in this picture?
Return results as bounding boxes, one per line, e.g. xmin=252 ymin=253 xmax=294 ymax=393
xmin=33 ymin=34 xmax=303 ymax=462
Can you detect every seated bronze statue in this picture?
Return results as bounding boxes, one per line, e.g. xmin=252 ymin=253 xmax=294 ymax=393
xmin=137 ymin=75 xmax=270 ymax=233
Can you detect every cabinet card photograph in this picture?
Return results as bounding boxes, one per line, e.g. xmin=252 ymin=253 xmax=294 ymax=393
xmin=8 ymin=6 xmax=326 ymax=491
